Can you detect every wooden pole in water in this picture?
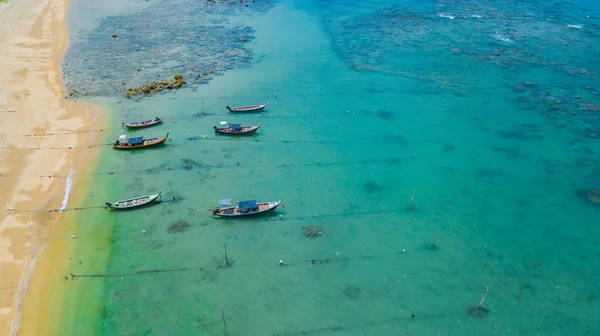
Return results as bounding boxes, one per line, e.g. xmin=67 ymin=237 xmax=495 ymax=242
xmin=432 ymin=233 xmax=437 ymax=249
xmin=224 ymin=244 xmax=229 ymax=266
xmin=477 ymin=284 xmax=490 ymax=310
xmin=409 ymin=189 xmax=416 ymax=209
xmin=221 ymin=304 xmax=227 ymax=336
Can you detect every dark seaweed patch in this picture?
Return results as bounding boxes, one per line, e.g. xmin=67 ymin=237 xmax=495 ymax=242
xmin=376 ymin=109 xmax=394 ymax=120
xmin=576 ymin=189 xmax=600 ymax=206
xmin=343 ymin=285 xmax=362 ymax=300
xmin=182 ymin=158 xmax=201 ymax=170
xmin=382 ymin=134 xmax=408 ymax=147
xmin=364 ymin=181 xmax=382 ymax=194
xmin=443 ymin=144 xmax=454 ymax=152
xmin=168 ymin=220 xmax=190 ymax=233
xmin=63 ymin=0 xmax=280 ymax=97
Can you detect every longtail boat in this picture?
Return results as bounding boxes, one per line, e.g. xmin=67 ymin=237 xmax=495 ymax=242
xmin=213 ymin=121 xmax=261 ymax=135
xmin=226 ymin=103 xmax=267 ymax=113
xmin=113 ymin=133 xmax=169 ymax=150
xmin=123 ymin=117 xmax=163 ymax=129
xmin=106 ymin=192 xmax=161 ymax=210
xmin=212 ymin=198 xmax=284 ymax=218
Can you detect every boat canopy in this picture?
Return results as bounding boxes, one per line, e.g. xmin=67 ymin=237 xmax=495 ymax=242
xmin=229 ymin=124 xmax=242 ymax=131
xmin=219 ymin=198 xmax=231 ymax=206
xmin=128 ymin=137 xmax=144 ymax=145
xmin=238 ymin=200 xmax=257 ymax=210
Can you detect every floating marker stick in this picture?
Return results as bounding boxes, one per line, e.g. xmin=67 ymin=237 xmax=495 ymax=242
xmin=477 ymin=284 xmax=490 ymax=310
xmin=221 ymin=305 xmax=227 ymax=336
xmin=468 ymin=284 xmax=491 ymax=317
xmin=409 ymin=190 xmax=416 ymax=209
xmin=224 ymin=244 xmax=229 ymax=266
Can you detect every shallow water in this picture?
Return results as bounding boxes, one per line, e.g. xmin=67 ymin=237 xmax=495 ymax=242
xmin=62 ymin=0 xmax=599 ymax=335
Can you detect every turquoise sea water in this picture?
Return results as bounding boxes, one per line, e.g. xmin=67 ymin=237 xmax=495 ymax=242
xmin=61 ymin=0 xmax=599 ymax=335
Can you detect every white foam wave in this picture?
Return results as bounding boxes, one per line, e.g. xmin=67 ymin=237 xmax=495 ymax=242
xmin=60 ymin=167 xmax=74 ymax=213
xmin=567 ymin=24 xmax=583 ymax=29
xmin=493 ymin=31 xmax=514 ymax=43
xmin=470 ymin=14 xmax=483 ymax=19
xmin=438 ymin=13 xmax=455 ymax=20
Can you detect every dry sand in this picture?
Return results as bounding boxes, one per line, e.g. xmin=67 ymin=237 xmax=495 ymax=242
xmin=0 ymin=0 xmax=102 ymax=334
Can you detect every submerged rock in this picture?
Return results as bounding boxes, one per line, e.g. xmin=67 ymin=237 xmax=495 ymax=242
xmin=125 ymin=76 xmax=186 ymax=98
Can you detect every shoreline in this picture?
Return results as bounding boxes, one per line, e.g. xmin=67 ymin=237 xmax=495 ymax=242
xmin=17 ymin=114 xmax=110 ymax=335
xmin=0 ymin=0 xmax=106 ymax=335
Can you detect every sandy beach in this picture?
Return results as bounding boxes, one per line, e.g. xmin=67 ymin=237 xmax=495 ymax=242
xmin=0 ymin=0 xmax=101 ymax=334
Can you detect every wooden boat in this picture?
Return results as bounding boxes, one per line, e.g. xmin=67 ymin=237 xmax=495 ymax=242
xmin=123 ymin=117 xmax=163 ymax=129
xmin=226 ymin=103 xmax=267 ymax=113
xmin=212 ymin=198 xmax=283 ymax=218
xmin=106 ymin=192 xmax=161 ymax=210
xmin=213 ymin=121 xmax=260 ymax=135
xmin=113 ymin=133 xmax=169 ymax=150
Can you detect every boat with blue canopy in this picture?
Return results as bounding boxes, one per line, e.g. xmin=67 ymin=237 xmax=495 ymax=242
xmin=212 ymin=197 xmax=283 ymax=217
xmin=113 ymin=133 xmax=169 ymax=150
xmin=213 ymin=121 xmax=260 ymax=135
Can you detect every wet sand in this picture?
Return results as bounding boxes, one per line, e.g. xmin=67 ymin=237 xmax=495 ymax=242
xmin=0 ymin=0 xmax=103 ymax=334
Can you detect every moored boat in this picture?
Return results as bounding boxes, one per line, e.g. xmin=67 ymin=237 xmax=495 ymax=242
xmin=212 ymin=198 xmax=283 ymax=218
xmin=106 ymin=192 xmax=161 ymax=210
xmin=213 ymin=121 xmax=260 ymax=135
xmin=113 ymin=133 xmax=169 ymax=149
xmin=226 ymin=103 xmax=267 ymax=113
xmin=123 ymin=117 xmax=163 ymax=129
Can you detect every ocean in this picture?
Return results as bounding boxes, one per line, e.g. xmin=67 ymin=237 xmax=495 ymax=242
xmin=58 ymin=0 xmax=599 ymax=335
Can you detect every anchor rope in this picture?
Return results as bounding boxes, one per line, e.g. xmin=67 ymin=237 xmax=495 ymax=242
xmin=271 ymin=311 xmax=454 ymax=336
xmin=0 ymin=143 xmax=114 ymax=150
xmin=0 ymin=155 xmax=597 ymax=185
xmin=0 ymin=128 xmax=120 ymax=137
xmin=68 ymin=246 xmax=431 ymax=279
xmin=0 ymin=157 xmax=404 ymax=178
xmin=0 ymin=286 xmax=18 ymax=291
xmin=1 ymin=206 xmax=106 ymax=214
xmin=0 ymin=137 xmax=402 ymax=150
xmin=107 ymin=207 xmax=429 ymax=239
xmin=0 ymin=199 xmax=183 ymax=214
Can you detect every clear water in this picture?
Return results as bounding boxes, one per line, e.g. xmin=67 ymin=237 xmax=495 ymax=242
xmin=60 ymin=0 xmax=600 ymax=335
